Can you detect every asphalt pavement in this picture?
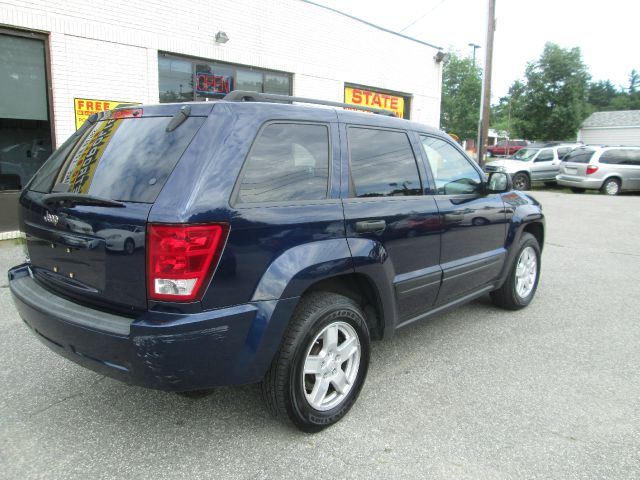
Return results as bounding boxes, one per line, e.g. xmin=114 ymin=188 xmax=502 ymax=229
xmin=1 ymin=190 xmax=639 ymax=479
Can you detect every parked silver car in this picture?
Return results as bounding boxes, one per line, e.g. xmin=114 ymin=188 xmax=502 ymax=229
xmin=485 ymin=143 xmax=581 ymax=190
xmin=556 ymin=146 xmax=640 ymax=195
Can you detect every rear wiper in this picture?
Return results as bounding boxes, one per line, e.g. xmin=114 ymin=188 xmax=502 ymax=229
xmin=42 ymin=193 xmax=125 ymax=208
xmin=165 ymin=105 xmax=191 ymax=132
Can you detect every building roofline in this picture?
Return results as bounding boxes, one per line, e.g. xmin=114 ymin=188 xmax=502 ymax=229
xmin=301 ymin=0 xmax=442 ymax=51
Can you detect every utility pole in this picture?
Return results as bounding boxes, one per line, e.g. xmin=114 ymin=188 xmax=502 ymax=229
xmin=468 ymin=43 xmax=481 ymax=66
xmin=476 ymin=0 xmax=496 ymax=167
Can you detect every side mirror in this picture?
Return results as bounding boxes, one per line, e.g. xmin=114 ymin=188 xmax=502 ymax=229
xmin=486 ymin=172 xmax=512 ymax=193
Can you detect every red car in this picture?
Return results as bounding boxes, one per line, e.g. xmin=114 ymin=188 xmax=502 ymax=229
xmin=487 ymin=139 xmax=528 ymax=157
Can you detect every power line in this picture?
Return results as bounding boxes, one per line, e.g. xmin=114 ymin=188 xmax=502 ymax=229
xmin=399 ymin=0 xmax=449 ymax=33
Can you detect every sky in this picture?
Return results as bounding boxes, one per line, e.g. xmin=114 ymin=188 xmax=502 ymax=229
xmin=313 ymin=0 xmax=638 ymax=103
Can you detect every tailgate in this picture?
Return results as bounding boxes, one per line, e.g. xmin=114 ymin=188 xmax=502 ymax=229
xmin=20 ymin=105 xmax=208 ymax=313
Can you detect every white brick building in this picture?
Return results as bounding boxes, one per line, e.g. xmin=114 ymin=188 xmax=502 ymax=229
xmin=0 ymin=0 xmax=444 ymax=231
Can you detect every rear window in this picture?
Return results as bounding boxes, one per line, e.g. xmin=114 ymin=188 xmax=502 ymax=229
xmin=29 ymin=116 xmax=204 ymax=203
xmin=563 ymin=148 xmax=595 ymax=164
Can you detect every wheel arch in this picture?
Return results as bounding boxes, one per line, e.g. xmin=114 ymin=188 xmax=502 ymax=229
xmin=302 ymin=273 xmax=385 ymax=340
xmin=522 ymin=221 xmax=544 ymax=251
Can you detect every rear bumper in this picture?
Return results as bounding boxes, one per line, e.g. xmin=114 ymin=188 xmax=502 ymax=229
xmin=9 ymin=264 xmax=298 ymax=391
xmin=556 ymin=174 xmax=603 ymax=189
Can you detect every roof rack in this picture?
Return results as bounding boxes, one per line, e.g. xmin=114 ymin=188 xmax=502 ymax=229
xmin=223 ymin=90 xmax=397 ymax=117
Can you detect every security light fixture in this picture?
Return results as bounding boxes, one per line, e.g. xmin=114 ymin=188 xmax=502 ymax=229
xmin=434 ymin=51 xmax=449 ymax=63
xmin=215 ymin=31 xmax=229 ymax=44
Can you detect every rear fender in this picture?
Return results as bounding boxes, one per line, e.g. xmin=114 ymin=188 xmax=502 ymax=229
xmin=251 ymin=238 xmax=354 ymax=301
xmin=250 ymin=237 xmax=397 ymax=337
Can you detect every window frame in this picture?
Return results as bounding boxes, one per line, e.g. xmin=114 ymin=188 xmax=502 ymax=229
xmin=417 ymin=133 xmax=486 ymax=197
xmin=345 ymin=125 xmax=425 ymax=199
xmin=230 ymin=120 xmax=334 ymax=208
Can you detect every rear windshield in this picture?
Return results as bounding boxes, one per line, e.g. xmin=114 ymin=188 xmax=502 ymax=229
xmin=29 ymin=116 xmax=204 ymax=203
xmin=563 ymin=148 xmax=595 ymax=164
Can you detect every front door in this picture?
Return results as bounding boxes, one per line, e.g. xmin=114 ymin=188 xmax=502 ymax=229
xmin=419 ymin=135 xmax=507 ymax=304
xmin=341 ymin=125 xmax=442 ymax=323
xmin=530 ymin=148 xmax=557 ymax=181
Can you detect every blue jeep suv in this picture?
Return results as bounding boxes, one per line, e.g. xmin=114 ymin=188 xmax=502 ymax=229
xmin=9 ymin=92 xmax=544 ymax=431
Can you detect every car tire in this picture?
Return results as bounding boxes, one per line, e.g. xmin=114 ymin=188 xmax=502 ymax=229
xmin=490 ymin=232 xmax=540 ymax=311
xmin=124 ymin=238 xmax=135 ymax=255
xmin=601 ymin=178 xmax=621 ymax=196
xmin=261 ymin=292 xmax=370 ymax=432
xmin=512 ymin=172 xmax=531 ymax=191
xmin=570 ymin=187 xmax=586 ymax=193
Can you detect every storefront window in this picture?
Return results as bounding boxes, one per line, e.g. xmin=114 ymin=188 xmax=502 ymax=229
xmin=236 ymin=69 xmax=263 ymax=93
xmin=158 ymin=53 xmax=292 ymax=103
xmin=195 ymin=63 xmax=234 ymax=100
xmin=158 ymin=56 xmax=193 ymax=103
xmin=265 ymin=74 xmax=290 ymax=95
xmin=0 ymin=33 xmax=52 ymax=192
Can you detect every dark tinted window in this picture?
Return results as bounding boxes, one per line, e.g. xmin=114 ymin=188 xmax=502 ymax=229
xmin=563 ymin=148 xmax=595 ymax=163
xmin=29 ymin=116 xmax=204 ymax=203
xmin=420 ymin=135 xmax=482 ymax=195
xmin=599 ymin=149 xmax=626 ymax=164
xmin=626 ymin=149 xmax=640 ymax=166
xmin=348 ymin=128 xmax=421 ymax=197
xmin=600 ymin=149 xmax=640 ymax=165
xmin=237 ymin=123 xmax=329 ymax=203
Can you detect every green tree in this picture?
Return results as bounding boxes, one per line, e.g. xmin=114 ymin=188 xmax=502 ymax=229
xmin=491 ymin=80 xmax=526 ymax=137
xmin=629 ymin=69 xmax=639 ymax=93
xmin=440 ymin=51 xmax=482 ymax=141
xmin=516 ymin=43 xmax=590 ymax=140
xmin=587 ymin=80 xmax=620 ymax=111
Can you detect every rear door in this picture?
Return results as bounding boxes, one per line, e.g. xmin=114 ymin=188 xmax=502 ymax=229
xmin=21 ymin=105 xmax=208 ymax=313
xmin=600 ymin=149 xmax=640 ymax=190
xmin=529 ymin=148 xmax=556 ymax=181
xmin=418 ymin=135 xmax=507 ymax=304
xmin=340 ymin=125 xmax=442 ymax=323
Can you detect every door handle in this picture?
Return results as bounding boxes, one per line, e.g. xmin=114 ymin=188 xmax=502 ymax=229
xmin=355 ymin=220 xmax=386 ymax=233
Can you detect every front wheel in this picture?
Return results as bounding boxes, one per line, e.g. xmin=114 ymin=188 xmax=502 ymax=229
xmin=491 ymin=232 xmax=541 ymax=310
xmin=512 ymin=172 xmax=531 ymax=191
xmin=262 ymin=292 xmax=370 ymax=432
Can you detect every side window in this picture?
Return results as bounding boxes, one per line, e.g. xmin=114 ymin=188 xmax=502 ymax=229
xmin=420 ymin=135 xmax=482 ymax=195
xmin=557 ymin=147 xmax=571 ymax=159
xmin=237 ymin=123 xmax=329 ymax=203
xmin=627 ymin=149 xmax=640 ymax=166
xmin=348 ymin=127 xmax=422 ymax=197
xmin=535 ymin=149 xmax=554 ymax=162
xmin=599 ymin=150 xmax=625 ymax=165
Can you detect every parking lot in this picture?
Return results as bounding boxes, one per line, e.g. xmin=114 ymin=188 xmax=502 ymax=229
xmin=1 ymin=190 xmax=639 ymax=479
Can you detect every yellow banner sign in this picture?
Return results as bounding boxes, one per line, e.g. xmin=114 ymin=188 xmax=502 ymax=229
xmin=344 ymin=87 xmax=405 ymax=118
xmin=63 ymin=118 xmax=123 ymax=193
xmin=74 ymin=98 xmax=140 ymax=130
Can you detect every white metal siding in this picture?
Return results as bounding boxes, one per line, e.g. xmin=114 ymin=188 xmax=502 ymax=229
xmin=578 ymin=127 xmax=640 ymax=146
xmin=0 ymin=0 xmax=443 ymax=145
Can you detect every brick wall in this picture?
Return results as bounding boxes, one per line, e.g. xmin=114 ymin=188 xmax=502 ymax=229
xmin=0 ymin=0 xmax=443 ymax=145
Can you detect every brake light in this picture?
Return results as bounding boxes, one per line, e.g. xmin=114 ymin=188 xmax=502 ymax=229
xmin=586 ymin=165 xmax=599 ymax=175
xmin=111 ymin=108 xmax=143 ymax=119
xmin=147 ymin=223 xmax=229 ymax=302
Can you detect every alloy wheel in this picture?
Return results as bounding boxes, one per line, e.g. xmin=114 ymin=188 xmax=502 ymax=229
xmin=302 ymin=321 xmax=361 ymax=411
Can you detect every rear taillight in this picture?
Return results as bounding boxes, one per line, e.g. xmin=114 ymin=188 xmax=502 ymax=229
xmin=147 ymin=223 xmax=229 ymax=302
xmin=586 ymin=165 xmax=599 ymax=175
